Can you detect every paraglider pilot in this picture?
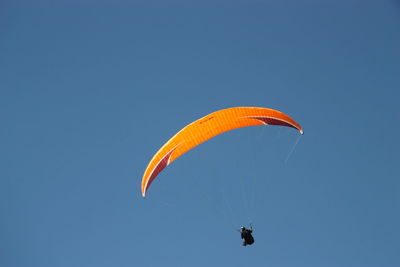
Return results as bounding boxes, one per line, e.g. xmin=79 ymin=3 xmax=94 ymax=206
xmin=240 ymin=225 xmax=254 ymax=246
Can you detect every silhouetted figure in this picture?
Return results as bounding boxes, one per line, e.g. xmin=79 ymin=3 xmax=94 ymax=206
xmin=240 ymin=225 xmax=254 ymax=246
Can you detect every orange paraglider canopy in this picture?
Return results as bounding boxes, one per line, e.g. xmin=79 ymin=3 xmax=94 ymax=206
xmin=141 ymin=107 xmax=303 ymax=197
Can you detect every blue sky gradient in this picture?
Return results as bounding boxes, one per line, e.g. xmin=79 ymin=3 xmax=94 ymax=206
xmin=1 ymin=1 xmax=400 ymax=266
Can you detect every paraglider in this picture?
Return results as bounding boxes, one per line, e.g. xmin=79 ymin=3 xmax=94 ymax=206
xmin=140 ymin=106 xmax=303 ymax=246
xmin=240 ymin=225 xmax=254 ymax=246
xmin=141 ymin=106 xmax=303 ymax=197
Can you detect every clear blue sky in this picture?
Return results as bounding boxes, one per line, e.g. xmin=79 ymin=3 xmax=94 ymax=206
xmin=1 ymin=1 xmax=400 ymax=266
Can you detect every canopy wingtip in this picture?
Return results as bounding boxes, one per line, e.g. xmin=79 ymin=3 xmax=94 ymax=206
xmin=141 ymin=188 xmax=147 ymax=198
